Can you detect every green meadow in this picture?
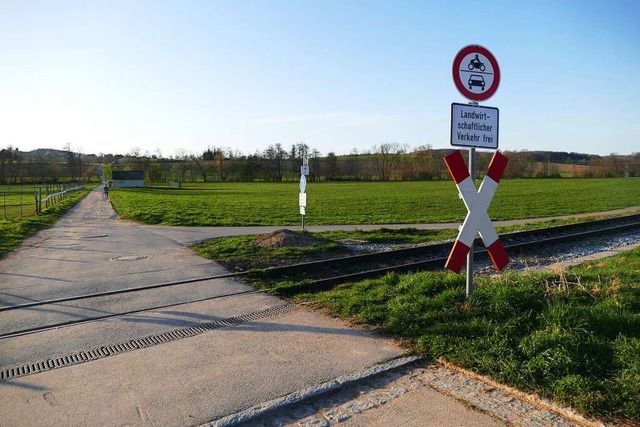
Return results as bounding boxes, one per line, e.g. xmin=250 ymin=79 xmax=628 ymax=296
xmin=109 ymin=178 xmax=640 ymax=226
xmin=0 ymin=186 xmax=39 ymax=219
xmin=271 ymin=249 xmax=640 ymax=423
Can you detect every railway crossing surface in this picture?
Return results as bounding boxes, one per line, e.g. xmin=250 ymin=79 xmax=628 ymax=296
xmin=0 ymin=187 xmax=626 ymax=426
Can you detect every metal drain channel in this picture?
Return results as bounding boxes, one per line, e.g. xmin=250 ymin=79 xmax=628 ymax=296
xmin=0 ymin=303 xmax=296 ymax=382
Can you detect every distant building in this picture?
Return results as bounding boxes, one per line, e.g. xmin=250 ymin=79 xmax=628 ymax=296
xmin=111 ymin=170 xmax=145 ymax=187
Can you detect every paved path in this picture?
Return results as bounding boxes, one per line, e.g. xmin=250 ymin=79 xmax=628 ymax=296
xmin=0 ymin=188 xmax=509 ymax=426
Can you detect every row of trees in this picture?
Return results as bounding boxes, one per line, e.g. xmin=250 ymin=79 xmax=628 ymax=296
xmin=112 ymin=144 xmax=640 ymax=184
xmin=132 ymin=143 xmax=443 ymax=183
xmin=2 ymin=143 xmax=640 ymax=185
xmin=0 ymin=145 xmax=93 ymax=185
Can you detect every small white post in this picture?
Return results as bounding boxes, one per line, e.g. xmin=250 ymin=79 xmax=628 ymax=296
xmin=300 ymin=157 xmax=309 ymax=230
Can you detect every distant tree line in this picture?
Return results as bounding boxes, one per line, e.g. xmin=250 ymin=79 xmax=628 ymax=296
xmin=2 ymin=143 xmax=640 ymax=185
xmin=0 ymin=145 xmax=98 ymax=185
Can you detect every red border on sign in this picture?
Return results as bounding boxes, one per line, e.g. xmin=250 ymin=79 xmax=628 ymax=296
xmin=452 ymin=45 xmax=500 ymax=102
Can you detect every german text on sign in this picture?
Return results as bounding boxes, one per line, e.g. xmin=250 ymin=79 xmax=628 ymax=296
xmin=443 ymin=150 xmax=510 ymax=273
xmin=450 ymin=103 xmax=499 ymax=149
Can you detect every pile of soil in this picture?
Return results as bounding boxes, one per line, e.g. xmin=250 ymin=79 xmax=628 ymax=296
xmin=254 ymin=229 xmax=325 ymax=248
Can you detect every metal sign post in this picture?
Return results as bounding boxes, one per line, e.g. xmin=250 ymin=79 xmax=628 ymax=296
xmin=467 ymin=147 xmax=475 ymax=296
xmin=465 ymin=101 xmax=479 ymax=296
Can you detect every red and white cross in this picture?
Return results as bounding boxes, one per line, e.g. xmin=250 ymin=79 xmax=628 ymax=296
xmin=443 ymin=150 xmax=510 ymax=273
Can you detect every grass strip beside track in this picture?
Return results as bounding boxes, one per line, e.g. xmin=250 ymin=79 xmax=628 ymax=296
xmin=270 ymin=248 xmax=640 ymax=424
xmin=109 ymin=179 xmax=640 ymax=226
xmin=192 ymin=228 xmax=457 ymax=271
xmin=191 ymin=215 xmax=632 ymax=272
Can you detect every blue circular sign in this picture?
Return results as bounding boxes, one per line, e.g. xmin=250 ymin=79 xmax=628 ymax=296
xmin=299 ymin=175 xmax=307 ymax=193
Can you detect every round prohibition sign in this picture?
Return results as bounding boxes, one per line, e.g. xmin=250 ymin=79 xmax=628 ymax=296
xmin=452 ymin=45 xmax=501 ymax=102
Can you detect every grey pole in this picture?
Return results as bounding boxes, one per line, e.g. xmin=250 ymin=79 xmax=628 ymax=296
xmin=467 ymin=147 xmax=476 ymax=297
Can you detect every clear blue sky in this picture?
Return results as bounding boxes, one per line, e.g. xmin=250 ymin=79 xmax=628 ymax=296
xmin=1 ymin=0 xmax=639 ymax=157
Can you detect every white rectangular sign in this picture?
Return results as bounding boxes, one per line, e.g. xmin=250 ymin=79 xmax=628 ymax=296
xmin=300 ymin=206 xmax=306 ymax=215
xmin=300 ymin=165 xmax=310 ymax=176
xmin=450 ymin=103 xmax=499 ymax=149
xmin=299 ymin=193 xmax=307 ymax=207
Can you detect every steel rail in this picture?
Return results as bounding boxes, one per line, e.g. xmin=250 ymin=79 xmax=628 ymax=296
xmin=263 ymin=217 xmax=640 ymax=290
xmin=3 ymin=214 xmax=638 ymax=312
xmin=0 ymin=271 xmax=250 ymax=313
xmin=0 ymin=289 xmax=263 ymax=339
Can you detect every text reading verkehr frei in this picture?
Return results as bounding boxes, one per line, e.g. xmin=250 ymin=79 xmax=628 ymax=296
xmin=450 ymin=103 xmax=499 ymax=149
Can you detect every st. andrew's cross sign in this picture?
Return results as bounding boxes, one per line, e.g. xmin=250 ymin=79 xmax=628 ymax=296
xmin=444 ymin=150 xmax=510 ymax=273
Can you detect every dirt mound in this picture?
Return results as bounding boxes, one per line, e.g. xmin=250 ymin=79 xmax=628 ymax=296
xmin=254 ymin=229 xmax=324 ymax=248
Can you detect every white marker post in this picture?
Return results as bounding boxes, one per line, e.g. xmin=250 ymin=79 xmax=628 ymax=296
xmin=300 ymin=157 xmax=309 ymax=230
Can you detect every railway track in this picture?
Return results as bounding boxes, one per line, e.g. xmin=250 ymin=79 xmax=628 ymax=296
xmin=255 ymin=213 xmax=640 ymax=290
xmin=1 ymin=214 xmax=639 ymax=340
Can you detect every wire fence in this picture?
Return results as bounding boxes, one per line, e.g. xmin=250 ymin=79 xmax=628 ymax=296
xmin=1 ymin=184 xmax=85 ymax=219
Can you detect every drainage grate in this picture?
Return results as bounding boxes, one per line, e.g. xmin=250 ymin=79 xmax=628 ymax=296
xmin=0 ymin=303 xmax=296 ymax=382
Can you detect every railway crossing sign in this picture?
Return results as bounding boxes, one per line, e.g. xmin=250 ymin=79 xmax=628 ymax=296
xmin=452 ymin=45 xmax=500 ymax=102
xmin=444 ymin=150 xmax=510 ymax=273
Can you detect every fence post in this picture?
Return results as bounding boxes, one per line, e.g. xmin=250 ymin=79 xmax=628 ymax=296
xmin=20 ymin=189 xmax=23 ymax=218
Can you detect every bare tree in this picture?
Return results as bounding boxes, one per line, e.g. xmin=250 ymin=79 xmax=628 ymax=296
xmin=191 ymin=154 xmax=209 ymax=182
xmin=289 ymin=144 xmax=297 ymax=181
xmin=274 ymin=143 xmax=286 ymax=181
xmin=345 ymin=148 xmax=359 ymax=180
xmin=373 ymin=142 xmax=405 ymax=181
xmin=325 ymin=152 xmax=339 ymax=180
xmin=310 ymin=149 xmax=321 ymax=181
xmin=408 ymin=145 xmax=434 ymax=180
xmin=214 ymin=148 xmax=226 ymax=181
xmin=64 ymin=143 xmax=78 ymax=181
xmin=630 ymin=152 xmax=640 ymax=177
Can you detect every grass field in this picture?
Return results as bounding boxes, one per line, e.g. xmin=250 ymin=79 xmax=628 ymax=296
xmin=109 ymin=178 xmax=640 ymax=226
xmin=268 ymin=249 xmax=640 ymax=423
xmin=0 ymin=184 xmax=85 ymax=219
xmin=0 ymin=186 xmax=39 ymax=218
xmin=0 ymin=187 xmax=93 ymax=256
